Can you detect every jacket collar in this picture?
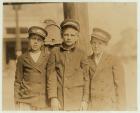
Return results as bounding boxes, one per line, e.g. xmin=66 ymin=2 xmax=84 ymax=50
xmin=90 ymin=52 xmax=103 ymax=65
xmin=24 ymin=47 xmax=46 ymax=58
xmin=91 ymin=52 xmax=109 ymax=80
xmin=60 ymin=43 xmax=76 ymax=52
xmin=23 ymin=48 xmax=47 ymax=72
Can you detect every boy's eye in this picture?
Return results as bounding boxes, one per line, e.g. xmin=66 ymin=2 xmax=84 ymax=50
xmin=37 ymin=38 xmax=43 ymax=42
xmin=30 ymin=36 xmax=42 ymax=42
xmin=30 ymin=37 xmax=36 ymax=40
xmin=63 ymin=34 xmax=68 ymax=36
xmin=71 ymin=34 xmax=75 ymax=37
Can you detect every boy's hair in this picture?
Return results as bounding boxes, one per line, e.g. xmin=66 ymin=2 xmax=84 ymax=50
xmin=28 ymin=33 xmax=44 ymax=41
xmin=61 ymin=25 xmax=79 ymax=36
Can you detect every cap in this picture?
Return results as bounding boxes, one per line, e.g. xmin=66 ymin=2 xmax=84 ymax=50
xmin=45 ymin=23 xmax=62 ymax=45
xmin=60 ymin=19 xmax=80 ymax=31
xmin=44 ymin=19 xmax=59 ymax=29
xmin=28 ymin=26 xmax=48 ymax=40
xmin=91 ymin=28 xmax=111 ymax=43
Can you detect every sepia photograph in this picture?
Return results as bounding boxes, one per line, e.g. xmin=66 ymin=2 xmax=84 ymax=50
xmin=2 ymin=1 xmax=137 ymax=111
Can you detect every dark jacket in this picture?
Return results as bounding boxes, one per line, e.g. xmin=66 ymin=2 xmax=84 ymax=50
xmin=47 ymin=46 xmax=90 ymax=110
xmin=14 ymin=48 xmax=50 ymax=108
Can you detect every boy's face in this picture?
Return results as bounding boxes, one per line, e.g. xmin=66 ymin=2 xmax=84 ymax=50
xmin=29 ymin=34 xmax=44 ymax=51
xmin=62 ymin=27 xmax=79 ymax=46
xmin=90 ymin=37 xmax=107 ymax=55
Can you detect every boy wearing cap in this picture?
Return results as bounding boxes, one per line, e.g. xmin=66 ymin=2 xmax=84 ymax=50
xmin=47 ymin=19 xmax=89 ymax=111
xmin=14 ymin=26 xmax=50 ymax=110
xmin=88 ymin=28 xmax=126 ymax=110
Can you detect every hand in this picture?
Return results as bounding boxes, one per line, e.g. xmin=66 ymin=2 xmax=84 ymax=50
xmin=80 ymin=101 xmax=88 ymax=111
xmin=51 ymin=98 xmax=61 ymax=111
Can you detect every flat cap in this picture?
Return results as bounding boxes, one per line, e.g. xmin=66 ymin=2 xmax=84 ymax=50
xmin=91 ymin=28 xmax=111 ymax=43
xmin=60 ymin=19 xmax=80 ymax=31
xmin=28 ymin=26 xmax=48 ymax=40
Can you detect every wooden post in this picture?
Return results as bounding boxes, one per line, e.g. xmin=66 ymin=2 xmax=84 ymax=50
xmin=13 ymin=4 xmax=22 ymax=57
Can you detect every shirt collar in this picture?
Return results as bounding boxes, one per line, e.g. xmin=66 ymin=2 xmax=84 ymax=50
xmin=91 ymin=52 xmax=104 ymax=65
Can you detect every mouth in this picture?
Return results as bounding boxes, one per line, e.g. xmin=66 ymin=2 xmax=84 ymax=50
xmin=66 ymin=41 xmax=72 ymax=43
xmin=33 ymin=45 xmax=39 ymax=47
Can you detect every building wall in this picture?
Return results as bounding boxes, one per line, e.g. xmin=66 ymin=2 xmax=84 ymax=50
xmin=3 ymin=3 xmax=64 ymax=36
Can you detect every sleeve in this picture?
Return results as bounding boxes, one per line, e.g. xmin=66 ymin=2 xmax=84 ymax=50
xmin=14 ymin=56 xmax=24 ymax=101
xmin=80 ymin=53 xmax=90 ymax=102
xmin=112 ymin=56 xmax=126 ymax=110
xmin=47 ymin=49 xmax=58 ymax=99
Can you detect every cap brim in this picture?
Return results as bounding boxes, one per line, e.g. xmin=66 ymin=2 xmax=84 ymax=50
xmin=91 ymin=34 xmax=108 ymax=43
xmin=29 ymin=33 xmax=46 ymax=40
xmin=62 ymin=25 xmax=79 ymax=31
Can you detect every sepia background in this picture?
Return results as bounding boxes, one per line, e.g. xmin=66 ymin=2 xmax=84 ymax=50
xmin=2 ymin=2 xmax=137 ymax=110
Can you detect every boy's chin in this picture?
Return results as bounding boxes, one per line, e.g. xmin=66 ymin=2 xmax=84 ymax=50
xmin=31 ymin=48 xmax=41 ymax=52
xmin=94 ymin=51 xmax=102 ymax=55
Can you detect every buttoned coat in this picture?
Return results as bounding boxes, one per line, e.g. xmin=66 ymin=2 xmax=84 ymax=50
xmin=47 ymin=46 xmax=90 ymax=111
xmin=88 ymin=53 xmax=126 ymax=110
xmin=14 ymin=48 xmax=50 ymax=108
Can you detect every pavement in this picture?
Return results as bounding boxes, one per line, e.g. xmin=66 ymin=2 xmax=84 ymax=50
xmin=2 ymin=67 xmax=16 ymax=110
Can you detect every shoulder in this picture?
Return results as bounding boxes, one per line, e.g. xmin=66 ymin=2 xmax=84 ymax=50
xmin=105 ymin=53 xmax=122 ymax=65
xmin=41 ymin=46 xmax=51 ymax=56
xmin=48 ymin=47 xmax=61 ymax=57
xmin=51 ymin=47 xmax=60 ymax=53
xmin=18 ymin=52 xmax=26 ymax=58
xmin=109 ymin=54 xmax=121 ymax=61
xmin=16 ymin=52 xmax=28 ymax=62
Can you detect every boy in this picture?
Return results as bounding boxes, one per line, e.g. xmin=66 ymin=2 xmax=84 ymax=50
xmin=88 ymin=28 xmax=126 ymax=110
xmin=47 ymin=19 xmax=89 ymax=111
xmin=14 ymin=26 xmax=50 ymax=110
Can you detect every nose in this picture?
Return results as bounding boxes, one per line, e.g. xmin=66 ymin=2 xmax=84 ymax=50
xmin=94 ymin=43 xmax=98 ymax=48
xmin=66 ymin=36 xmax=71 ymax=40
xmin=34 ymin=39 xmax=38 ymax=43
